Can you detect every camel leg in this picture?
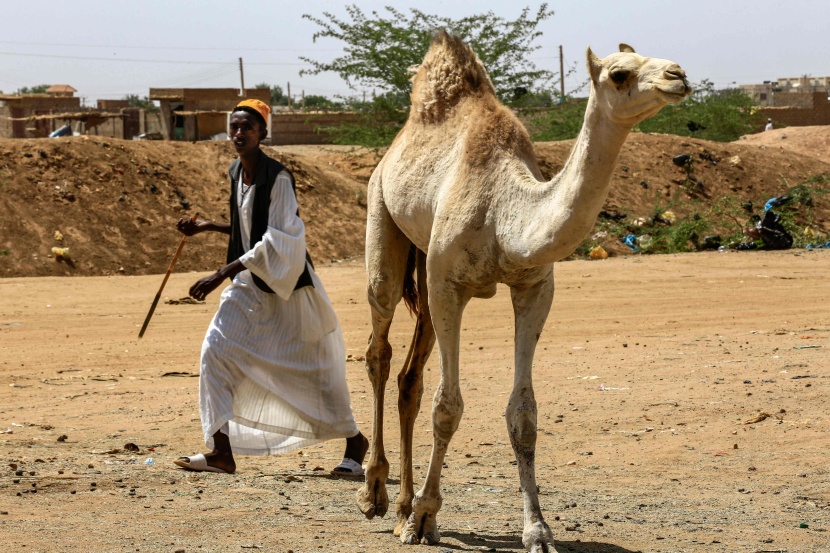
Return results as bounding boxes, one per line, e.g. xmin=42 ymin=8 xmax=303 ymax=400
xmin=400 ymin=279 xmax=469 ymax=545
xmin=357 ymin=176 xmax=412 ymax=520
xmin=508 ymin=273 xmax=555 ymax=553
xmin=394 ymin=249 xmax=436 ymax=535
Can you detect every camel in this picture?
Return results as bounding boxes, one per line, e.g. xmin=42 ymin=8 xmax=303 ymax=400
xmin=356 ymin=31 xmax=691 ymax=552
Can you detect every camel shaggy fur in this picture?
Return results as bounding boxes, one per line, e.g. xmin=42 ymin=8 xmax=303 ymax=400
xmin=356 ymin=31 xmax=691 ymax=552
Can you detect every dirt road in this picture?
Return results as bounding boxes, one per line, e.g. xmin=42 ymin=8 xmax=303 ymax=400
xmin=1 ymin=250 xmax=829 ymax=552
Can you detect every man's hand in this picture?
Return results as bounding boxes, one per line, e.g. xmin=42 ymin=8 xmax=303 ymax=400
xmin=188 ymin=260 xmax=245 ymax=301
xmin=176 ymin=217 xmax=209 ymax=237
xmin=189 ymin=272 xmax=226 ymax=301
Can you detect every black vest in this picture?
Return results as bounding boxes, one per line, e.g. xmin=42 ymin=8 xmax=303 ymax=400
xmin=227 ymin=150 xmax=314 ymax=294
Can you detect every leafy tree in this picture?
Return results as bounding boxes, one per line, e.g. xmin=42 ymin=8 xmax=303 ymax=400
xmin=124 ymin=94 xmax=159 ymax=112
xmin=300 ymin=5 xmax=557 ymax=146
xmin=302 ymin=94 xmax=342 ymax=110
xmin=636 ymin=80 xmax=758 ymax=142
xmin=301 ymin=4 xmax=556 ymax=104
xmin=255 ymin=82 xmax=288 ymax=106
xmin=18 ymin=84 xmax=51 ymax=94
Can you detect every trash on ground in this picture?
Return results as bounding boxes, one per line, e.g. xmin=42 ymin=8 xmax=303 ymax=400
xmin=589 ymin=246 xmax=608 ymax=260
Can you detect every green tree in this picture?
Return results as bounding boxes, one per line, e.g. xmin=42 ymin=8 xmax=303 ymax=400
xmin=636 ymin=79 xmax=758 ymax=142
xmin=18 ymin=84 xmax=51 ymax=94
xmin=302 ymin=94 xmax=342 ymax=110
xmin=255 ymin=83 xmax=289 ymax=106
xmin=301 ymin=4 xmax=555 ymax=103
xmin=124 ymin=94 xmax=159 ymax=112
xmin=300 ymin=5 xmax=557 ymax=146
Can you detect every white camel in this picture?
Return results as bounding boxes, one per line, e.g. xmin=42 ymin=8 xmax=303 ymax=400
xmin=356 ymin=31 xmax=691 ymax=552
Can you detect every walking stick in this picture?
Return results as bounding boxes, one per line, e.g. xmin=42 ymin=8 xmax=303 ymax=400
xmin=138 ymin=212 xmax=199 ymax=338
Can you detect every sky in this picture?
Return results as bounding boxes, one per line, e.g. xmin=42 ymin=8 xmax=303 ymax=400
xmin=1 ymin=0 xmax=828 ymax=106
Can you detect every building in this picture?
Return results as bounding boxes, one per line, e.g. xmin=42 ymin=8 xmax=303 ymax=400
xmin=0 ymin=92 xmax=82 ymax=138
xmin=148 ymin=88 xmax=271 ymax=141
xmin=741 ymin=76 xmax=830 ymax=107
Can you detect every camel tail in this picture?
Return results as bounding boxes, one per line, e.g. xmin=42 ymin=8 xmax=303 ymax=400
xmin=402 ymin=244 xmax=419 ymax=317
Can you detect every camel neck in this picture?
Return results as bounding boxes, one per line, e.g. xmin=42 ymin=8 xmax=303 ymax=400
xmin=506 ymin=93 xmax=631 ymax=266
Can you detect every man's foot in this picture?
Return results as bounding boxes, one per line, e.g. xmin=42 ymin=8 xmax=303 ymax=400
xmin=173 ymin=452 xmax=236 ymax=474
xmin=345 ymin=431 xmax=369 ymax=464
xmin=332 ymin=432 xmax=369 ymax=476
xmin=175 ymin=431 xmax=236 ymax=474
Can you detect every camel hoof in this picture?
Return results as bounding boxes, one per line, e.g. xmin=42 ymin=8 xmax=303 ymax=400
xmin=399 ymin=512 xmax=440 ymax=546
xmin=523 ymin=521 xmax=555 ymax=553
xmin=355 ymin=482 xmax=388 ymax=520
xmin=393 ymin=513 xmax=406 ymax=536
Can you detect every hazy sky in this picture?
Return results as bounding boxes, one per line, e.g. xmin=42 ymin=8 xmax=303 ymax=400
xmin=2 ymin=0 xmax=828 ymax=105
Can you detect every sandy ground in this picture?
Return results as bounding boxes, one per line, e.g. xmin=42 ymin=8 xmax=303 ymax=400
xmin=1 ymin=250 xmax=828 ymax=553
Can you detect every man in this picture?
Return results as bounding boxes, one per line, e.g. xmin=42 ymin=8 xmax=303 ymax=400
xmin=173 ymin=99 xmax=367 ymax=476
xmin=765 ymin=118 xmax=773 ymax=131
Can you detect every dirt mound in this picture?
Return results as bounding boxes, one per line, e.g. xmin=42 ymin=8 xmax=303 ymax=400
xmin=0 ymin=138 xmax=372 ymax=278
xmin=739 ymin=125 xmax=830 ymax=163
xmin=1 ymin=131 xmax=829 ymax=278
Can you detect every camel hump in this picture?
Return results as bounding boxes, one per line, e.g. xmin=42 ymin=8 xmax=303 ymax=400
xmin=410 ymin=29 xmax=496 ymax=122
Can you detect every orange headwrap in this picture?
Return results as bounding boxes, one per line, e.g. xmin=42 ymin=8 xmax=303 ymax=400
xmin=235 ymin=99 xmax=270 ymax=126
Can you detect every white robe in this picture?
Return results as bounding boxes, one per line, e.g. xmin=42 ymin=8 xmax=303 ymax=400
xmin=199 ymin=168 xmax=358 ymax=456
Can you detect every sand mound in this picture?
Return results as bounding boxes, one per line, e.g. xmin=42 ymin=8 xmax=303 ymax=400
xmin=1 ymin=130 xmax=828 ymax=278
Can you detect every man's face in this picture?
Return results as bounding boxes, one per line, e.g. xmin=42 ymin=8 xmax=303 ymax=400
xmin=229 ymin=111 xmax=263 ymax=156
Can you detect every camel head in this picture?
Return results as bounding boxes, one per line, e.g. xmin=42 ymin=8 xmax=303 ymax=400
xmin=586 ymin=43 xmax=692 ymax=126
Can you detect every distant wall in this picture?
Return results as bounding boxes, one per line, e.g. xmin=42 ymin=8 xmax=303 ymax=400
xmin=0 ymin=95 xmax=81 ymax=138
xmin=270 ymin=113 xmax=360 ymax=145
xmin=758 ymin=92 xmax=830 ymax=129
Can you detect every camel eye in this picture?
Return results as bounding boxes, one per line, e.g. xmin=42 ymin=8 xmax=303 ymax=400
xmin=610 ymin=70 xmax=630 ymax=84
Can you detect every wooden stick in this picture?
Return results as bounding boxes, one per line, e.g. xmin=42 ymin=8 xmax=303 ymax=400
xmin=138 ymin=212 xmax=199 ymax=338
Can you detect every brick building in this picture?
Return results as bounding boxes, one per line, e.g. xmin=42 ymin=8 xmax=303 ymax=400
xmin=148 ymin=88 xmax=271 ymax=141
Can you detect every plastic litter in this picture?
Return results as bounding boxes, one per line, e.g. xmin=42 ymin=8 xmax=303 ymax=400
xmin=49 ymin=124 xmax=72 ymax=138
xmin=622 ymin=234 xmax=639 ymax=251
xmin=143 ymin=457 xmax=155 ymax=466
xmin=588 ymin=246 xmax=608 ymax=260
xmin=764 ymin=195 xmax=791 ymax=212
xmin=672 ymin=153 xmax=692 ymax=167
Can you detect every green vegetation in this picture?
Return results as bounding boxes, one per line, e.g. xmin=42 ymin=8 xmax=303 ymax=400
xmin=255 ymin=83 xmax=289 ymax=107
xmin=522 ymin=98 xmax=587 ymax=142
xmin=318 ymin=92 xmax=408 ymax=147
xmin=301 ymin=4 xmax=554 ymax=101
xmin=124 ymin=94 xmax=159 ymax=112
xmin=525 ymin=80 xmax=759 ymax=143
xmin=575 ymin=175 xmax=830 ymax=258
xmin=636 ymin=80 xmax=758 ymax=142
xmin=301 ymin=4 xmax=557 ymax=146
xmin=17 ymin=84 xmax=51 ymax=94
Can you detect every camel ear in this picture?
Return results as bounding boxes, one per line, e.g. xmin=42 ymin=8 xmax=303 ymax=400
xmin=586 ymin=46 xmax=602 ymax=84
xmin=619 ymin=43 xmax=636 ymax=53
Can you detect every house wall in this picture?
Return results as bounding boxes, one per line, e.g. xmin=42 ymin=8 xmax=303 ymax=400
xmin=270 ymin=113 xmax=361 ymax=145
xmin=150 ymin=88 xmax=271 ymax=141
xmin=0 ymin=95 xmax=81 ymax=138
xmin=757 ymin=92 xmax=830 ymax=129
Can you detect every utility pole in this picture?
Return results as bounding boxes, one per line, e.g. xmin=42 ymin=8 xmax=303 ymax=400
xmin=287 ymin=82 xmax=291 ymax=109
xmin=301 ymin=90 xmax=305 ymax=111
xmin=559 ymin=45 xmax=565 ymax=102
xmin=238 ymin=57 xmax=245 ymax=96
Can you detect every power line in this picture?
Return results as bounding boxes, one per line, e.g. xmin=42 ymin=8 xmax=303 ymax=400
xmin=0 ymin=39 xmax=341 ymax=53
xmin=0 ymin=51 xmax=306 ymax=66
